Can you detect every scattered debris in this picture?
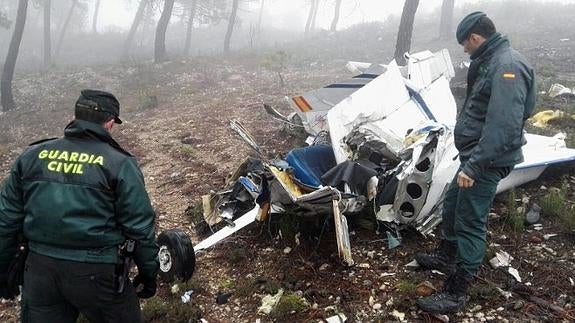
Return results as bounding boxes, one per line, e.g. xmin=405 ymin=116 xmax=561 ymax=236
xmin=543 ymin=233 xmax=558 ymax=240
xmin=216 ymin=292 xmax=231 ymax=305
xmin=490 ymin=251 xmax=522 ymax=282
xmin=405 ymin=259 xmax=420 ymax=269
xmin=548 ymin=83 xmax=575 ymax=98
xmin=533 ymin=223 xmax=544 ymax=231
xmin=258 ymin=289 xmax=284 ymax=315
xmin=508 ymin=267 xmax=522 ymax=283
xmin=496 ymin=287 xmax=512 ymax=300
xmin=325 ymin=313 xmax=347 ymax=323
xmin=386 ymin=231 xmax=402 ymax=249
xmin=181 ymin=290 xmax=194 ymax=303
xmin=531 ymin=110 xmax=567 ymax=128
xmin=391 ymin=309 xmax=406 ymax=321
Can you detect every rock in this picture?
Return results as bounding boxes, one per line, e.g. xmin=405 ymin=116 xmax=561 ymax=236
xmin=283 ymin=247 xmax=292 ymax=254
xmin=369 ymin=296 xmax=375 ymax=306
xmin=415 ymin=281 xmax=437 ymax=297
xmin=530 ymin=235 xmax=543 ymax=243
xmin=373 ymin=303 xmax=382 ymax=310
xmin=512 ymin=300 xmax=524 ymax=310
xmin=525 ymin=203 xmax=541 ymax=224
xmin=470 ymin=305 xmax=482 ymax=312
xmin=367 ymin=251 xmax=376 ymax=259
xmin=319 ymin=263 xmax=329 ymax=271
xmin=358 ymin=263 xmax=371 ymax=268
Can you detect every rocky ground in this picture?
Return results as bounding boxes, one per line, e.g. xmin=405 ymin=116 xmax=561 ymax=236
xmin=1 ymin=15 xmax=575 ymax=323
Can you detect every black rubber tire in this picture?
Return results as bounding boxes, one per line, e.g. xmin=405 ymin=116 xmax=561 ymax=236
xmin=157 ymin=229 xmax=195 ymax=283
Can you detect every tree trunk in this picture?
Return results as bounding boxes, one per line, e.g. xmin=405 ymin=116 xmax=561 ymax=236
xmin=1 ymin=0 xmax=28 ymax=111
xmin=123 ymin=0 xmax=148 ymax=58
xmin=184 ymin=0 xmax=197 ymax=56
xmin=439 ymin=0 xmax=455 ymax=40
xmin=55 ymin=0 xmax=77 ymax=58
xmin=223 ymin=0 xmax=239 ymax=54
xmin=154 ymin=0 xmax=175 ymax=63
xmin=304 ymin=0 xmax=317 ymax=35
xmin=257 ymin=0 xmax=264 ymax=33
xmin=92 ymin=0 xmax=101 ymax=34
xmin=43 ymin=0 xmax=51 ymax=67
xmin=394 ymin=0 xmax=419 ymax=66
xmin=310 ymin=0 xmax=319 ymax=31
xmin=330 ymin=0 xmax=342 ymax=32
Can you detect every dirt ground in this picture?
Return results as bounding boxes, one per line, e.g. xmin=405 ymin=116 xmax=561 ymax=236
xmin=1 ymin=21 xmax=575 ymax=323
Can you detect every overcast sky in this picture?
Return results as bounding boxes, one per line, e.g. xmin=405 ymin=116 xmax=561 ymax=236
xmin=97 ymin=0 xmax=575 ymax=32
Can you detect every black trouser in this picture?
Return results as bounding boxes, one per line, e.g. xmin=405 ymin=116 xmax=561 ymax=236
xmin=21 ymin=252 xmax=142 ymax=323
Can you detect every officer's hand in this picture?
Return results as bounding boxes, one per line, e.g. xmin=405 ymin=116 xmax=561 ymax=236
xmin=457 ymin=171 xmax=475 ymax=188
xmin=132 ymin=274 xmax=156 ymax=299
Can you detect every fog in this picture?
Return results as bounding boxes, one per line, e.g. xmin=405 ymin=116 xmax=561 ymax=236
xmin=1 ymin=0 xmax=575 ymax=69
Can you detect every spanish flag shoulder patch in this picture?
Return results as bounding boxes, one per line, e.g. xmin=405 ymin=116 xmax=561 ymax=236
xmin=503 ymin=72 xmax=516 ymax=79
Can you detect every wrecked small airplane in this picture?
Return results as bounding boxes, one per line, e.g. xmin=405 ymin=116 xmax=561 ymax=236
xmin=156 ymin=49 xmax=575 ymax=282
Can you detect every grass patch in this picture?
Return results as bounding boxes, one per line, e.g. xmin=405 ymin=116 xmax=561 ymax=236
xmin=539 ymin=178 xmax=575 ymax=232
xmin=468 ymin=283 xmax=499 ymax=301
xmin=505 ymin=190 xmax=524 ymax=234
xmin=142 ymin=298 xmax=202 ymax=323
xmin=227 ymin=247 xmax=248 ymax=265
xmin=235 ymin=277 xmax=281 ymax=297
xmin=218 ymin=278 xmax=235 ymax=290
xmin=270 ymin=292 xmax=308 ymax=320
xmin=179 ymin=144 xmax=197 ymax=158
xmin=395 ymin=280 xmax=417 ymax=294
xmin=185 ymin=200 xmax=203 ymax=224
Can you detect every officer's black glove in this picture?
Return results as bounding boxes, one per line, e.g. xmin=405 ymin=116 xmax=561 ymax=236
xmin=132 ymin=274 xmax=156 ymax=299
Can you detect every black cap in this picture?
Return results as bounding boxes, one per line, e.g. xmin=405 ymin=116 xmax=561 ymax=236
xmin=456 ymin=11 xmax=487 ymax=44
xmin=75 ymin=89 xmax=122 ymax=124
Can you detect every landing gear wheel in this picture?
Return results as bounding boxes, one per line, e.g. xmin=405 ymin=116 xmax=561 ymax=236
xmin=157 ymin=229 xmax=195 ymax=283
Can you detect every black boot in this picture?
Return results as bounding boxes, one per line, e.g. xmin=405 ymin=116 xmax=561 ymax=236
xmin=415 ymin=240 xmax=457 ymax=275
xmin=417 ymin=267 xmax=472 ymax=314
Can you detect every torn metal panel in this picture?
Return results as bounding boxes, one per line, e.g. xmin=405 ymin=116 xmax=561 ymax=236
xmin=194 ymin=206 xmax=260 ymax=253
xmin=332 ymin=199 xmax=354 ymax=266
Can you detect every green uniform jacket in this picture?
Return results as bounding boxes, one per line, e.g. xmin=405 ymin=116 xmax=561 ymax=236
xmin=0 ymin=120 xmax=159 ymax=280
xmin=454 ymin=33 xmax=536 ymax=179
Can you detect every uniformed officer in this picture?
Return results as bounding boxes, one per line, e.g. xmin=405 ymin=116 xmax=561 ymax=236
xmin=415 ymin=12 xmax=536 ymax=313
xmin=0 ymin=90 xmax=159 ymax=322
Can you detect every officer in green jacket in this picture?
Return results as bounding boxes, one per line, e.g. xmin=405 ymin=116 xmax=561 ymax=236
xmin=415 ymin=12 xmax=536 ymax=313
xmin=0 ymin=90 xmax=159 ymax=322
